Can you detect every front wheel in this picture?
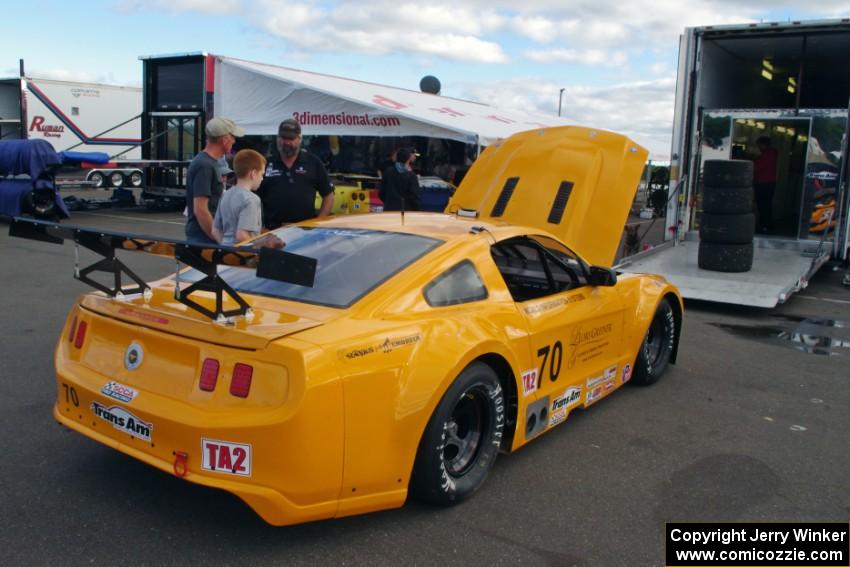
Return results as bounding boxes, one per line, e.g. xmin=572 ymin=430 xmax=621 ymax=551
xmin=411 ymin=362 xmax=505 ymax=506
xmin=631 ymin=298 xmax=677 ymax=386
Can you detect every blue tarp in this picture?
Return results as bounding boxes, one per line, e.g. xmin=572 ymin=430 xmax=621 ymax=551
xmin=59 ymin=150 xmax=110 ymax=165
xmin=0 ymin=139 xmax=70 ymax=218
xmin=0 ymin=139 xmax=62 ymax=178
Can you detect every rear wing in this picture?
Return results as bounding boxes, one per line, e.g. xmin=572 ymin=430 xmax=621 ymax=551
xmin=9 ymin=218 xmax=316 ymax=321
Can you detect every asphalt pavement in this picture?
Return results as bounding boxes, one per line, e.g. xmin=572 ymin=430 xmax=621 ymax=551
xmin=1 ymin=207 xmax=848 ymax=566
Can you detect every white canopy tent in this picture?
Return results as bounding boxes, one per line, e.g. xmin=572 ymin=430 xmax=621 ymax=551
xmin=213 ymin=56 xmax=569 ymax=146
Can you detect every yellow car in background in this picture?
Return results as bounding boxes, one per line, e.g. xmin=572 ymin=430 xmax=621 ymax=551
xmin=14 ymin=126 xmax=683 ymax=526
xmin=319 ymin=173 xmax=381 ymax=215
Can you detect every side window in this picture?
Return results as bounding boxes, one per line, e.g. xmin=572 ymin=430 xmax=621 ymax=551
xmin=491 ymin=237 xmax=585 ymax=302
xmin=424 ymin=260 xmax=488 ymax=307
xmin=530 ymin=235 xmax=587 ymax=288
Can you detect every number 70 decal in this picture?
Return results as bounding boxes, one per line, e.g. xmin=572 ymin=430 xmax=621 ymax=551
xmin=521 ymin=341 xmax=564 ymax=396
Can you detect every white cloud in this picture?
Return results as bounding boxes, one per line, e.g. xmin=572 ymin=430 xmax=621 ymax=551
xmin=458 ymin=76 xmax=677 ymax=160
xmin=512 ymin=15 xmax=558 ymax=43
xmin=115 ymin=0 xmax=241 ymax=14
xmin=649 ymin=62 xmax=669 ymax=75
xmin=525 ymin=48 xmax=627 ymax=66
xmin=257 ymin=1 xmax=508 ymax=63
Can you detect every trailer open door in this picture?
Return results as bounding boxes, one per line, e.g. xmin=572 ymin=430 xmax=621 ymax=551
xmin=833 ymin=100 xmax=850 ymax=262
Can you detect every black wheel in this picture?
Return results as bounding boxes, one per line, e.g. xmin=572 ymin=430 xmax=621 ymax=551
xmin=699 ymin=212 xmax=755 ymax=244
xmin=411 ymin=362 xmax=505 ymax=506
xmin=698 ymin=241 xmax=754 ymax=272
xmin=702 ymin=185 xmax=754 ymax=214
xmin=631 ymin=299 xmax=676 ymax=386
xmin=703 ymin=159 xmax=753 ymax=187
xmin=21 ymin=189 xmax=58 ymax=219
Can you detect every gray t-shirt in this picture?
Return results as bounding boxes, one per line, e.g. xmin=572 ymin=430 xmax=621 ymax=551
xmin=213 ymin=186 xmax=262 ymax=245
xmin=185 ymin=151 xmax=223 ymax=234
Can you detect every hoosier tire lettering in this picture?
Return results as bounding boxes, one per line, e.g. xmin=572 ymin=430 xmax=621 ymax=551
xmin=631 ymin=298 xmax=676 ymax=386
xmin=411 ymin=362 xmax=505 ymax=506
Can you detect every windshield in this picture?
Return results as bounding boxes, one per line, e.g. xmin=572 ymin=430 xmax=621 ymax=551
xmin=180 ymin=226 xmax=442 ymax=308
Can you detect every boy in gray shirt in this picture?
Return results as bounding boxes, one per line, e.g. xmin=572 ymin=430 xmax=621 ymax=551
xmin=213 ymin=149 xmax=283 ymax=248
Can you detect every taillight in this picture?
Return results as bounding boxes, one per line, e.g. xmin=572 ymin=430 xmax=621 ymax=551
xmin=74 ymin=321 xmax=87 ymax=348
xmin=199 ymin=358 xmax=220 ymax=392
xmin=230 ymin=363 xmax=253 ymax=398
xmin=68 ymin=316 xmax=77 ymax=342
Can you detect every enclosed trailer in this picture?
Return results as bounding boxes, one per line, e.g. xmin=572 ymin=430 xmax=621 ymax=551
xmin=0 ymin=74 xmax=144 ymax=190
xmin=621 ymin=19 xmax=850 ymax=307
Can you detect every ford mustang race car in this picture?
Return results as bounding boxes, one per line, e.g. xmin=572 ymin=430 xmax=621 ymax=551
xmin=12 ymin=126 xmax=683 ymax=526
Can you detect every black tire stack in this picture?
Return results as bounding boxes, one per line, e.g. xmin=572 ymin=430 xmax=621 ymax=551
xmin=698 ymin=160 xmax=755 ymax=273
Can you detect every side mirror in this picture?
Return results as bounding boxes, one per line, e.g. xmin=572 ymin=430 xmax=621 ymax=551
xmin=587 ymin=266 xmax=617 ymax=287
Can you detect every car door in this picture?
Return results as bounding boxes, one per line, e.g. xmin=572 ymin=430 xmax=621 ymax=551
xmin=491 ymin=235 xmax=626 ymax=439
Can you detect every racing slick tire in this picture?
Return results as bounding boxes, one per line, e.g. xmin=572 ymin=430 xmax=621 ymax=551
xmin=702 ymin=185 xmax=754 ymax=214
xmin=698 ymin=241 xmax=754 ymax=273
xmin=699 ymin=212 xmax=755 ymax=244
xmin=703 ymin=159 xmax=753 ymax=188
xmin=631 ymin=298 xmax=676 ymax=386
xmin=410 ymin=362 xmax=505 ymax=506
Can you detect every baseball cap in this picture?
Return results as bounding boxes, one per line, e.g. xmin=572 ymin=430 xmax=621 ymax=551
xmin=278 ymin=118 xmax=302 ymax=139
xmin=205 ymin=117 xmax=245 ymax=138
xmin=216 ymin=156 xmax=233 ymax=177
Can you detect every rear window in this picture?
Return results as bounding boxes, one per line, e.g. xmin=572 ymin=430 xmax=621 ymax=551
xmin=180 ymin=227 xmax=442 ymax=308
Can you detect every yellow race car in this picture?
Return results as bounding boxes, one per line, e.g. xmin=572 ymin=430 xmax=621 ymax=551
xmin=12 ymin=126 xmax=683 ymax=526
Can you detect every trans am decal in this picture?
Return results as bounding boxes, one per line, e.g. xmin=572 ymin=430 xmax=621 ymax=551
xmin=90 ymin=402 xmax=152 ymax=442
xmin=549 ymin=386 xmax=582 ymax=426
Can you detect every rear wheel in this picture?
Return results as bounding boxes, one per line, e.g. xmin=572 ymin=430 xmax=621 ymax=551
xmin=411 ymin=362 xmax=505 ymax=506
xmin=631 ymin=299 xmax=676 ymax=386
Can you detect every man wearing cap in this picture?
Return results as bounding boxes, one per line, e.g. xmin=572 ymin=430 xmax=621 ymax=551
xmin=380 ymin=147 xmax=421 ymax=211
xmin=258 ymin=118 xmax=334 ymax=228
xmin=185 ymin=117 xmax=244 ymax=243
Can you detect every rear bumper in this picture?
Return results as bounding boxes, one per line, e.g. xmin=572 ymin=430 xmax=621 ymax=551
xmin=54 ymin=352 xmax=345 ymax=526
xmin=54 ymin=404 xmax=336 ymax=525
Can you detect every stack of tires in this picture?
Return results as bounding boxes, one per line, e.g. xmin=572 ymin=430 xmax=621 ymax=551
xmin=698 ymin=160 xmax=755 ymax=273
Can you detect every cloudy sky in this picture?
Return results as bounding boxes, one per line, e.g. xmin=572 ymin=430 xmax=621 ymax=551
xmin=5 ymin=0 xmax=850 ymax=158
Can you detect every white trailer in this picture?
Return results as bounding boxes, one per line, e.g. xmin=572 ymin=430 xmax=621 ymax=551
xmin=0 ymin=75 xmax=144 ymax=189
xmin=620 ymin=19 xmax=850 ymax=307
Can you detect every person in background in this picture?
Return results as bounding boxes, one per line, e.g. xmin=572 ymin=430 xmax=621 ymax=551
xmin=753 ymin=136 xmax=778 ymax=233
xmin=216 ymin=156 xmax=234 ymax=189
xmin=377 ymin=149 xmax=397 ymax=178
xmin=212 ymin=149 xmax=284 ymax=248
xmin=185 ymin=117 xmax=244 ymax=244
xmin=380 ymin=147 xmax=421 ymax=211
xmin=258 ymin=119 xmax=334 ymax=228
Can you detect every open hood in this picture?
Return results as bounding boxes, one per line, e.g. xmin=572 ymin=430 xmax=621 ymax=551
xmin=447 ymin=126 xmax=648 ymax=267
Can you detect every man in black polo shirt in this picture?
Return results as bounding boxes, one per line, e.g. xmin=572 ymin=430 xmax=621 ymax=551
xmin=258 ymin=119 xmax=334 ymax=228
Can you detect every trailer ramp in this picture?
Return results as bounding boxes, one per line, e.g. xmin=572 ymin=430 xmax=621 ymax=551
xmin=618 ymin=233 xmax=830 ymax=308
